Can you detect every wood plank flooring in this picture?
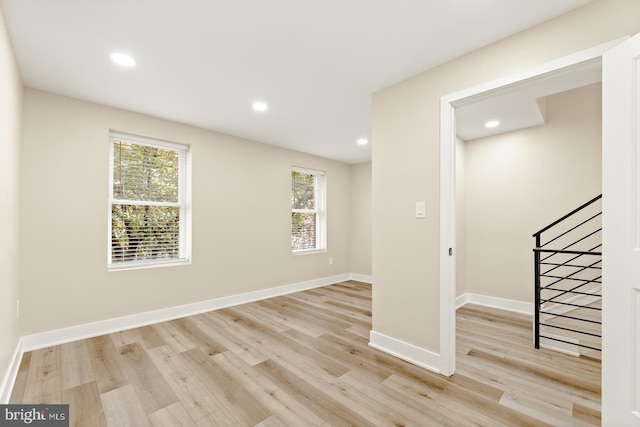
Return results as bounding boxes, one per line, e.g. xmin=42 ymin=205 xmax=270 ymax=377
xmin=10 ymin=281 xmax=600 ymax=426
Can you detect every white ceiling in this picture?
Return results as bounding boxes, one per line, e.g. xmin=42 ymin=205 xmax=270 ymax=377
xmin=0 ymin=0 xmax=593 ymax=164
xmin=456 ymin=58 xmax=603 ymax=141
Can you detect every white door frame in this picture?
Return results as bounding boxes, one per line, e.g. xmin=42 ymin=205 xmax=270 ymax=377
xmin=438 ymin=37 xmax=628 ymax=376
xmin=601 ymin=32 xmax=640 ymax=424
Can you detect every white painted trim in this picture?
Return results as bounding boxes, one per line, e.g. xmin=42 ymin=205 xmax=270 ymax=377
xmin=540 ymin=332 xmax=580 ymax=357
xmin=369 ymin=331 xmax=441 ymax=374
xmin=2 ymin=274 xmax=363 ymax=401
xmin=455 ymin=293 xmax=470 ymax=309
xmin=0 ymin=339 xmax=24 ymax=404
xmin=442 ymin=37 xmax=629 ymax=107
xmin=455 ymin=292 xmax=597 ymax=357
xmin=18 ymin=274 xmax=350 ymax=353
xmin=439 ymin=36 xmax=628 ymax=379
xmin=291 ymin=167 xmax=326 ymax=253
xmin=349 ymin=273 xmax=373 ymax=284
xmin=456 ymin=293 xmax=533 ymax=315
xmin=439 ymin=98 xmax=457 ymax=377
xmin=108 ymin=132 xmax=191 ymax=270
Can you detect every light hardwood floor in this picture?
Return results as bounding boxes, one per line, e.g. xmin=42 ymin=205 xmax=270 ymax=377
xmin=10 ymin=281 xmax=600 ymax=426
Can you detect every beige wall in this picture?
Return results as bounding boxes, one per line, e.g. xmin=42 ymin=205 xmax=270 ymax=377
xmin=0 ymin=6 xmax=22 ymax=393
xmin=460 ymin=83 xmax=602 ymax=302
xmin=350 ymin=161 xmax=372 ymax=277
xmin=19 ymin=89 xmax=355 ymax=336
xmin=372 ymin=0 xmax=640 ymax=351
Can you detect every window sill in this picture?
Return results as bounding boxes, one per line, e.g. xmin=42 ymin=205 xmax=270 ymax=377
xmin=108 ymin=258 xmax=191 ymax=272
xmin=292 ymin=248 xmax=326 ymax=256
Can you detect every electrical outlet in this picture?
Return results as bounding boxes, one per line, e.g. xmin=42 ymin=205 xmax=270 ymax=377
xmin=329 ymin=257 xmax=334 ymax=265
xmin=16 ymin=300 xmax=19 ymax=318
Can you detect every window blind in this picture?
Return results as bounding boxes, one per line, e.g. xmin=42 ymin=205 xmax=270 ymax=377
xmin=291 ymin=168 xmax=325 ymax=252
xmin=109 ymin=134 xmax=188 ymax=267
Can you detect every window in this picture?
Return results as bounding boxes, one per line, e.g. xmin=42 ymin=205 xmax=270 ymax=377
xmin=108 ymin=132 xmax=190 ymax=269
xmin=291 ymin=167 xmax=325 ymax=253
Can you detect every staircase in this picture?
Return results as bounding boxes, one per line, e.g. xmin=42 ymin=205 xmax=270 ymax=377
xmin=532 ymin=194 xmax=602 ymax=358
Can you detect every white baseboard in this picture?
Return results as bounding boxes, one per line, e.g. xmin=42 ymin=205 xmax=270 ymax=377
xmin=369 ymin=293 xmax=530 ymax=375
xmin=540 ymin=333 xmax=580 ymax=357
xmin=0 ymin=340 xmax=24 ymax=404
xmin=456 ymin=293 xmax=533 ymax=315
xmin=1 ymin=273 xmax=357 ymax=402
xmin=349 ymin=273 xmax=373 ymax=284
xmin=369 ymin=330 xmax=440 ymax=374
xmin=21 ymin=273 xmax=353 ymax=352
xmin=456 ymin=293 xmax=592 ymax=358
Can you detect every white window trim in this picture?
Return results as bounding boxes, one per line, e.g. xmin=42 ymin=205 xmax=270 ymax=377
xmin=108 ymin=131 xmax=191 ymax=271
xmin=292 ymin=166 xmax=326 ymax=254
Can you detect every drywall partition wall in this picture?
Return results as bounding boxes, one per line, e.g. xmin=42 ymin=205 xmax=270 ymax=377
xmin=463 ymin=83 xmax=602 ymax=303
xmin=350 ymin=161 xmax=372 ymax=279
xmin=0 ymin=5 xmax=22 ymax=401
xmin=371 ymin=0 xmax=640 ymax=366
xmin=19 ymin=88 xmax=352 ymax=336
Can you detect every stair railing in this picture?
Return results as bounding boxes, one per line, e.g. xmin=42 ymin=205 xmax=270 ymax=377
xmin=532 ymin=194 xmax=602 ymax=353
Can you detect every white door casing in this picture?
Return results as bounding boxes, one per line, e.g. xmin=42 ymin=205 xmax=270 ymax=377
xmin=602 ymin=32 xmax=640 ymax=425
xmin=438 ymin=33 xmax=640 ymax=423
xmin=439 ymin=37 xmax=626 ymax=378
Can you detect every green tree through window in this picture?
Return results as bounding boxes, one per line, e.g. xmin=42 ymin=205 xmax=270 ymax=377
xmin=109 ymin=134 xmax=189 ymax=267
xmin=291 ymin=168 xmax=325 ymax=252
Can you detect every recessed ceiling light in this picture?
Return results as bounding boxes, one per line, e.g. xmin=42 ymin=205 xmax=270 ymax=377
xmin=357 ymin=138 xmax=369 ymax=146
xmin=110 ymin=52 xmax=136 ymax=67
xmin=252 ymin=101 xmax=269 ymax=112
xmin=484 ymin=120 xmax=500 ymax=128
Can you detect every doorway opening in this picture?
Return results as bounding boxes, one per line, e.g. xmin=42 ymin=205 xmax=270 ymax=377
xmin=438 ymin=37 xmax=626 ymax=376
